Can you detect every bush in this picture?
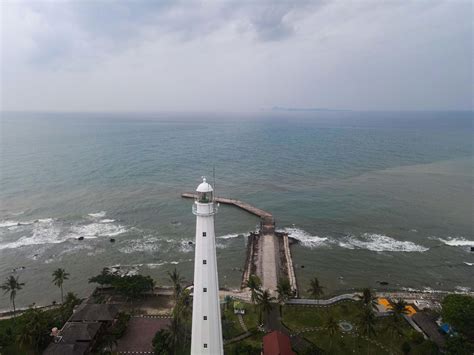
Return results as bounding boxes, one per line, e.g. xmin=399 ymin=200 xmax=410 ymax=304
xmin=441 ymin=294 xmax=474 ymax=337
xmin=410 ymin=331 xmax=425 ymax=345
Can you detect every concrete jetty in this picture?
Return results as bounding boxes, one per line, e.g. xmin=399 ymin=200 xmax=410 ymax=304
xmin=181 ymin=193 xmax=297 ymax=296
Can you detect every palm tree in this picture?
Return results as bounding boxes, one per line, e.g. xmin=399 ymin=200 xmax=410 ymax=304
xmin=52 ymin=268 xmax=69 ymax=304
xmin=357 ymin=288 xmax=378 ymax=311
xmin=167 ymin=268 xmax=184 ymax=301
xmin=325 ymin=315 xmax=340 ymax=352
xmin=307 ymin=277 xmax=324 ymax=299
xmin=357 ymin=307 xmax=376 ymax=355
xmin=1 ymin=275 xmax=25 ymax=320
xmin=391 ymin=298 xmax=409 ymax=323
xmin=276 ymin=278 xmax=292 ymax=304
xmin=256 ymin=289 xmax=275 ymax=324
xmin=245 ymin=274 xmax=262 ymax=305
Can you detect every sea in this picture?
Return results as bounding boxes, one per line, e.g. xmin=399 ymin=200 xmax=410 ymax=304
xmin=0 ymin=110 xmax=472 ymax=310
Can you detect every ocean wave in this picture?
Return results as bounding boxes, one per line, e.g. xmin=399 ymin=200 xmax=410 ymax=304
xmin=0 ymin=220 xmax=35 ymax=228
xmin=0 ymin=219 xmax=62 ymax=250
xmin=67 ymin=222 xmax=127 ymax=239
xmin=283 ymin=228 xmax=329 ymax=249
xmin=464 ymin=262 xmax=473 ymax=266
xmin=118 ymin=236 xmax=160 ymax=254
xmin=455 ymin=286 xmax=471 ymax=293
xmin=88 ymin=211 xmax=106 ymax=218
xmin=339 ymin=233 xmax=429 ymax=252
xmin=100 ymin=219 xmax=115 ymax=223
xmin=179 ymin=240 xmax=194 ymax=253
xmin=437 ymin=237 xmax=474 ymax=247
xmin=217 ymin=233 xmax=243 ymax=240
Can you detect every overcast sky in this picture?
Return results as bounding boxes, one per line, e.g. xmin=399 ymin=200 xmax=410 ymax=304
xmin=1 ymin=0 xmax=472 ymax=112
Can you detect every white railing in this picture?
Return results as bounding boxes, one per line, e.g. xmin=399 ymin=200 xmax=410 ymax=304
xmin=192 ymin=202 xmax=218 ymax=216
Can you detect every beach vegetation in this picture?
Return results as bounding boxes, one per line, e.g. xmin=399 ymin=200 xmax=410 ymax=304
xmin=51 ymin=268 xmax=69 ymax=304
xmin=441 ymin=294 xmax=474 ymax=338
xmin=244 ymin=275 xmax=262 ymax=305
xmin=307 ymin=277 xmax=324 ymax=299
xmin=89 ymin=271 xmax=154 ymax=300
xmin=1 ymin=275 xmax=25 ymax=321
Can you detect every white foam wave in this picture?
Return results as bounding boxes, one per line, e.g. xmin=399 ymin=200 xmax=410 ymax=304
xmin=0 ymin=220 xmax=35 ymax=228
xmin=455 ymin=286 xmax=471 ymax=293
xmin=100 ymin=219 xmax=115 ymax=223
xmin=437 ymin=237 xmax=474 ymax=247
xmin=179 ymin=240 xmax=194 ymax=253
xmin=283 ymin=228 xmax=329 ymax=249
xmin=0 ymin=219 xmax=62 ymax=250
xmin=0 ymin=221 xmax=21 ymax=228
xmin=463 ymin=262 xmax=473 ymax=266
xmin=339 ymin=233 xmax=428 ymax=252
xmin=118 ymin=236 xmax=159 ymax=254
xmin=218 ymin=233 xmax=242 ymax=240
xmin=88 ymin=211 xmax=106 ymax=218
xmin=67 ymin=222 xmax=127 ymax=239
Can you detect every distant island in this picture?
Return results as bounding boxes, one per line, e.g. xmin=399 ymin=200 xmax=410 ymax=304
xmin=271 ymin=106 xmax=351 ymax=112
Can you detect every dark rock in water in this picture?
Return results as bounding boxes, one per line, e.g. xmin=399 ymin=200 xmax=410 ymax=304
xmin=77 ymin=236 xmax=84 ymax=241
xmin=188 ymin=241 xmax=193 ymax=245
xmin=471 ymin=246 xmax=474 ymax=252
xmin=110 ymin=238 xmax=115 ymax=243
xmin=301 ymin=265 xmax=305 ymax=268
xmin=379 ymin=281 xmax=389 ymax=286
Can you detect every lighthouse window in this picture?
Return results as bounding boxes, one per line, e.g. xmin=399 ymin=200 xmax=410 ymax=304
xmin=203 ymin=316 xmax=207 ymax=320
xmin=204 ymin=344 xmax=208 ymax=348
xmin=203 ymin=260 xmax=207 ymax=264
xmin=202 ymin=232 xmax=206 ymax=237
xmin=203 ymin=287 xmax=207 ymax=292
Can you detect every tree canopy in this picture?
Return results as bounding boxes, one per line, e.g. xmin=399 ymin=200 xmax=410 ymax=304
xmin=441 ymin=294 xmax=474 ymax=337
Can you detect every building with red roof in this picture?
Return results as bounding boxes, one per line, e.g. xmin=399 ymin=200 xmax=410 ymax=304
xmin=263 ymin=331 xmax=296 ymax=355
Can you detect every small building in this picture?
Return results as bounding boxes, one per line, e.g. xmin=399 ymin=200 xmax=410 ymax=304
xmin=233 ymin=301 xmax=245 ymax=315
xmin=69 ymin=304 xmax=119 ymax=323
xmin=412 ymin=312 xmax=446 ymax=348
xmin=43 ymin=342 xmax=90 ymax=355
xmin=263 ymin=331 xmax=296 ymax=355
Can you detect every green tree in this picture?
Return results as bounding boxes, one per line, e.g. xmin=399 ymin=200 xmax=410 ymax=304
xmin=325 ymin=315 xmax=340 ymax=352
xmin=357 ymin=288 xmax=378 ymax=311
xmin=52 ymin=268 xmax=69 ymax=304
xmin=307 ymin=277 xmax=324 ymax=299
xmin=445 ymin=334 xmax=473 ymax=355
xmin=153 ymin=329 xmax=172 ymax=354
xmin=89 ymin=268 xmax=115 ymax=286
xmin=168 ymin=268 xmax=185 ymax=301
xmin=245 ymin=274 xmax=262 ymax=305
xmin=441 ymin=294 xmax=474 ymax=337
xmin=256 ymin=289 xmax=275 ymax=324
xmin=357 ymin=307 xmax=376 ymax=355
xmin=391 ymin=298 xmax=409 ymax=323
xmin=276 ymin=278 xmax=292 ymax=304
xmin=17 ymin=308 xmax=51 ymax=351
xmin=1 ymin=275 xmax=25 ymax=320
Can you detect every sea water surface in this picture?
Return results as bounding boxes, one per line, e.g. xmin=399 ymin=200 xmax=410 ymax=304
xmin=0 ymin=111 xmax=472 ymax=309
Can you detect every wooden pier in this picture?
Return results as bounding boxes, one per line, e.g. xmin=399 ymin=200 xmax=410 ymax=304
xmin=181 ymin=193 xmax=297 ymax=296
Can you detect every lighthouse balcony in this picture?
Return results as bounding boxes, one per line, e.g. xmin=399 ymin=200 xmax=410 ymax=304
xmin=193 ymin=202 xmax=218 ymax=216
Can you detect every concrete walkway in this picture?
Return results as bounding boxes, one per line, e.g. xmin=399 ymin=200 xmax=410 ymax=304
xmin=260 ymin=234 xmax=278 ymax=295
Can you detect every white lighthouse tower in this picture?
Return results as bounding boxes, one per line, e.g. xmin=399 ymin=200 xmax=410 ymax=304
xmin=190 ymin=177 xmax=223 ymax=355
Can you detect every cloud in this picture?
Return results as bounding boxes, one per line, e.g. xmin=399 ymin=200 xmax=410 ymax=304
xmin=0 ymin=0 xmax=472 ymax=111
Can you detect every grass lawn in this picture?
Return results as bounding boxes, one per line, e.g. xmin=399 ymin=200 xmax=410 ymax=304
xmin=224 ymin=332 xmax=263 ymax=355
xmin=240 ymin=303 xmax=259 ymax=331
xmin=222 ymin=305 xmax=246 ymax=340
xmin=282 ymin=302 xmax=438 ymax=355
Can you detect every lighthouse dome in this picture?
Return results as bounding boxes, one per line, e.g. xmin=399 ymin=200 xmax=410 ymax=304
xmin=196 ymin=177 xmax=213 ymax=192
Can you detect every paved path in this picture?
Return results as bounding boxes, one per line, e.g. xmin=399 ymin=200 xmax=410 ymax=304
xmin=260 ymin=234 xmax=278 ymax=295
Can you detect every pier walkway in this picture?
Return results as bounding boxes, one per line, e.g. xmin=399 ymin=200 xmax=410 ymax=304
xmin=181 ymin=193 xmax=273 ymax=220
xmin=182 ymin=192 xmax=294 ymax=296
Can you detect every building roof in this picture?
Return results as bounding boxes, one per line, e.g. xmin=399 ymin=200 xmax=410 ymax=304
xmin=43 ymin=342 xmax=89 ymax=355
xmin=69 ymin=304 xmax=119 ymax=322
xmin=61 ymin=322 xmax=101 ymax=343
xmin=263 ymin=331 xmax=296 ymax=355
xmin=412 ymin=312 xmax=446 ymax=347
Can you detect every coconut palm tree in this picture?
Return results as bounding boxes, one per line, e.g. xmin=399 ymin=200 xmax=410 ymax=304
xmin=307 ymin=277 xmax=324 ymax=299
xmin=357 ymin=288 xmax=378 ymax=311
xmin=357 ymin=307 xmax=377 ymax=355
xmin=167 ymin=268 xmax=184 ymax=301
xmin=256 ymin=289 xmax=275 ymax=324
xmin=245 ymin=274 xmax=262 ymax=305
xmin=1 ymin=275 xmax=25 ymax=320
xmin=52 ymin=268 xmax=69 ymax=304
xmin=276 ymin=278 xmax=292 ymax=304
xmin=391 ymin=298 xmax=409 ymax=322
xmin=325 ymin=315 xmax=340 ymax=352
